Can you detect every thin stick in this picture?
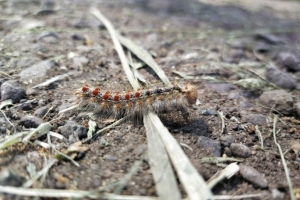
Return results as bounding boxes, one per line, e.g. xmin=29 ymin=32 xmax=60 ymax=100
xmin=217 ymin=111 xmax=225 ymax=134
xmin=255 ymin=125 xmax=264 ymax=150
xmin=272 ymin=115 xmax=296 ymax=200
xmin=90 ymin=7 xmax=139 ymax=91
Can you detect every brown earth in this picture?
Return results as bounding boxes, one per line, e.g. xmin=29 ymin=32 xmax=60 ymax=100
xmin=1 ymin=0 xmax=300 ymax=199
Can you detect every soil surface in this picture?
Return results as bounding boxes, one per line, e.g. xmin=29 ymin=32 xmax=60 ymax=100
xmin=1 ymin=0 xmax=300 ymax=199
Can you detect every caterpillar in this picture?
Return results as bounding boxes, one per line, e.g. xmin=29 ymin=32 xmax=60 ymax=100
xmin=75 ymin=83 xmax=198 ymax=122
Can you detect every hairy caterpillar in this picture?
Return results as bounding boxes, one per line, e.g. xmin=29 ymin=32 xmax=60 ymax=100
xmin=75 ymin=83 xmax=198 ymax=122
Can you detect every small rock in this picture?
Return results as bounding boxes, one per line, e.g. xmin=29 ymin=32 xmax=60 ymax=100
xmin=258 ymin=90 xmax=294 ymax=115
xmin=255 ymin=32 xmax=283 ymax=45
xmin=19 ymin=102 xmax=33 ymax=111
xmin=1 ymin=80 xmax=26 ymax=103
xmin=232 ymin=125 xmax=239 ymax=131
xmin=198 ymin=136 xmax=221 ymax=157
xmin=254 ymin=43 xmax=270 ymax=53
xmin=60 ymin=121 xmax=87 ymax=140
xmin=199 ymin=108 xmax=217 ymax=116
xmin=277 ymin=52 xmax=300 ymax=71
xmin=31 ymin=43 xmax=49 ymax=53
xmin=241 ymin=114 xmax=266 ymax=126
xmin=19 ymin=60 xmax=55 ymax=82
xmin=0 ymin=127 xmax=6 ymax=134
xmin=240 ymin=101 xmax=254 ymax=108
xmin=239 ymin=164 xmax=268 ymax=188
xmin=0 ymin=168 xmax=23 ymax=186
xmin=26 ymin=88 xmax=38 ymax=96
xmin=19 ymin=116 xmax=43 ymax=128
xmin=228 ymin=91 xmax=239 ymax=99
xmin=34 ymin=106 xmax=49 ymax=118
xmin=220 ymin=135 xmax=235 ymax=147
xmin=14 ymin=57 xmax=40 ymax=69
xmin=104 ymin=155 xmax=117 ymax=161
xmin=38 ymin=32 xmax=59 ymax=44
xmin=72 ymin=56 xmax=89 ymax=69
xmin=224 ymin=147 xmax=232 ymax=156
xmin=271 ymin=189 xmax=284 ymax=200
xmin=224 ymin=49 xmax=246 ymax=63
xmin=265 ymin=65 xmax=297 ymax=90
xmin=38 ymin=99 xmax=47 ymax=106
xmin=230 ymin=143 xmax=251 ymax=158
xmin=295 ymin=102 xmax=300 ymax=117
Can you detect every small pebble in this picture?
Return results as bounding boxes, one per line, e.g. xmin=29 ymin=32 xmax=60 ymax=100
xmin=271 ymin=189 xmax=284 ymax=200
xmin=0 ymin=127 xmax=6 ymax=134
xmin=220 ymin=135 xmax=235 ymax=147
xmin=0 ymin=168 xmax=23 ymax=187
xmin=198 ymin=136 xmax=221 ymax=157
xmin=239 ymin=164 xmax=268 ymax=188
xmin=228 ymin=91 xmax=239 ymax=99
xmin=241 ymin=114 xmax=266 ymax=126
xmin=0 ymin=80 xmax=26 ymax=103
xmin=277 ymin=52 xmax=300 ymax=71
xmin=19 ymin=102 xmax=33 ymax=111
xmin=259 ymin=89 xmax=294 ymax=115
xmin=265 ymin=65 xmax=297 ymax=90
xmin=60 ymin=121 xmax=87 ymax=140
xmin=19 ymin=116 xmax=43 ymax=128
xmin=230 ymin=143 xmax=251 ymax=158
xmin=34 ymin=106 xmax=49 ymax=118
xmin=38 ymin=32 xmax=59 ymax=44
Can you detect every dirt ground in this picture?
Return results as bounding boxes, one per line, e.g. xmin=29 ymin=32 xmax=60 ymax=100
xmin=1 ymin=0 xmax=300 ymax=199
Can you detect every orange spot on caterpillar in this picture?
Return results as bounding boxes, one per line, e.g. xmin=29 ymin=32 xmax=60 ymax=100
xmin=102 ymin=102 xmax=108 ymax=107
xmin=127 ymin=101 xmax=133 ymax=108
xmin=157 ymin=96 xmax=163 ymax=100
xmin=92 ymin=87 xmax=100 ymax=96
xmin=114 ymin=103 xmax=121 ymax=109
xmin=91 ymin=97 xmax=97 ymax=102
xmin=82 ymin=85 xmax=89 ymax=92
xmin=81 ymin=93 xmax=86 ymax=97
xmin=103 ymin=91 xmax=110 ymax=100
xmin=137 ymin=100 xmax=143 ymax=106
xmin=113 ymin=92 xmax=120 ymax=101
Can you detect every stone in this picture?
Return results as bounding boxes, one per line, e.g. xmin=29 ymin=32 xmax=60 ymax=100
xmin=34 ymin=106 xmax=49 ymax=118
xmin=241 ymin=114 xmax=266 ymax=126
xmin=265 ymin=65 xmax=297 ymax=90
xmin=38 ymin=32 xmax=59 ymax=44
xmin=271 ymin=189 xmax=284 ymax=200
xmin=220 ymin=135 xmax=235 ymax=147
xmin=19 ymin=60 xmax=55 ymax=82
xmin=60 ymin=121 xmax=87 ymax=140
xmin=0 ymin=168 xmax=23 ymax=187
xmin=258 ymin=90 xmax=294 ymax=115
xmin=255 ymin=32 xmax=284 ymax=45
xmin=295 ymin=102 xmax=300 ymax=117
xmin=198 ymin=136 xmax=221 ymax=157
xmin=230 ymin=143 xmax=251 ymax=158
xmin=277 ymin=52 xmax=300 ymax=71
xmin=228 ymin=91 xmax=239 ymax=99
xmin=239 ymin=164 xmax=268 ymax=188
xmin=0 ymin=80 xmax=26 ymax=103
xmin=19 ymin=102 xmax=33 ymax=111
xmin=19 ymin=116 xmax=43 ymax=128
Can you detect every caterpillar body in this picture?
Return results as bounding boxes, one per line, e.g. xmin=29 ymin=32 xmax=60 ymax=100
xmin=75 ymin=83 xmax=198 ymax=122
